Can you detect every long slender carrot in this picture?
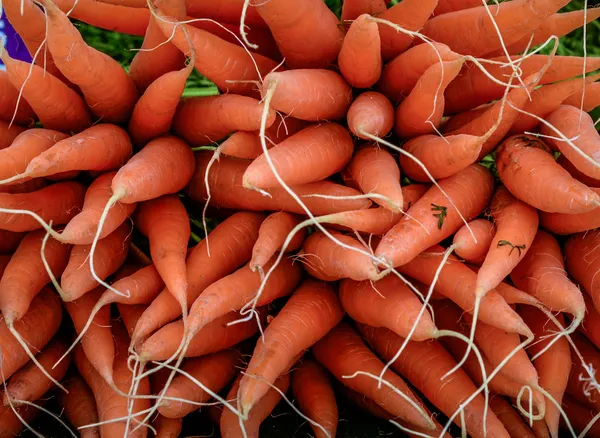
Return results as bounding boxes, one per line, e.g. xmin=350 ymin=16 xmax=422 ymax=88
xmin=0 ymin=71 xmax=35 ymax=125
xmin=453 ymin=219 xmax=495 ymax=265
xmin=338 ymin=14 xmax=382 ymax=89
xmin=250 ymin=212 xmax=305 ymax=272
xmin=0 ymin=121 xmax=25 ymax=150
xmin=57 ymin=375 xmax=100 ymax=438
xmin=564 ymin=231 xmax=600 ymax=312
xmin=347 ymin=92 xmax=395 ymax=139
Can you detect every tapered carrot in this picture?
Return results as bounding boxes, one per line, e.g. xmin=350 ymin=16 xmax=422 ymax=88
xmin=250 ymin=212 xmax=305 ymax=272
xmin=239 ymin=280 xmax=344 ymax=414
xmin=0 ymin=230 xmax=70 ymax=324
xmin=313 ymin=323 xmax=435 ymax=430
xmin=347 ymin=93 xmax=395 ymax=139
xmin=291 ymin=360 xmax=338 ymax=438
xmin=476 ymin=186 xmax=538 ymax=296
xmin=540 ymin=187 xmax=600 ymax=234
xmin=564 ymin=231 xmax=600 ymax=312
xmin=159 ymin=350 xmax=239 ymax=418
xmin=0 ymin=121 xmax=24 ymax=150
xmin=566 ymin=332 xmax=600 ymax=413
xmin=488 ymin=395 xmax=537 ymax=438
xmin=132 ymin=211 xmax=265 ymax=345
xmin=497 ymin=135 xmax=600 ymax=214
xmin=342 ymin=0 xmax=386 ymax=21
xmin=173 ymin=94 xmax=276 ymax=146
xmin=319 ymin=208 xmax=404 ymax=236
xmin=360 ymin=324 xmax=510 ymax=438
xmin=395 ymin=59 xmax=464 ymax=138
xmin=0 ymin=181 xmax=85 ymax=232
xmin=0 ymin=53 xmax=91 ymax=133
xmin=0 ymin=231 xmax=24 ymax=254
xmin=453 ymin=219 xmax=495 ymax=265
xmin=422 ymin=0 xmax=570 ymax=57
xmin=57 ymin=375 xmax=100 ymax=438
xmin=338 ymin=15 xmax=382 ymax=89
xmin=187 ymin=152 xmax=372 ymax=215
xmin=563 ymin=81 xmax=600 ymax=112
xmin=376 ymin=164 xmax=494 ymax=268
xmin=433 ymin=0 xmax=481 ymax=15
xmin=60 ymin=223 xmax=131 ymax=302
xmin=0 ymin=71 xmax=35 ymax=125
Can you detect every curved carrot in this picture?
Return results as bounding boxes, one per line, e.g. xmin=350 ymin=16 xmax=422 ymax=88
xmin=338 ymin=14 xmax=381 ymax=89
xmin=347 ymin=92 xmax=394 ymax=139
xmin=496 ymin=135 xmax=600 ymax=214
xmin=340 ymin=275 xmax=437 ymax=341
xmin=250 ymin=212 xmax=305 ymax=272
xmin=243 ymin=123 xmax=353 ymax=190
xmin=0 ymin=71 xmax=35 ymax=125
xmin=453 ymin=219 xmax=495 ymax=265
xmin=57 ymin=375 xmax=100 ymax=438
xmin=261 ymin=70 xmax=353 ymax=121
xmin=564 ymin=231 xmax=600 ymax=312
xmin=239 ymin=280 xmax=344 ymax=413
xmin=540 ymin=187 xmax=600 ymax=234
xmin=563 ymin=81 xmax=600 ymax=112
xmin=341 ymin=0 xmax=386 ymax=21
xmin=558 ymin=153 xmax=600 ymax=188
xmin=0 ymin=121 xmax=25 ymax=150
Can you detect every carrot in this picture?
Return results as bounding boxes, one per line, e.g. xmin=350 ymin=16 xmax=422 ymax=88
xmin=488 ymin=395 xmax=537 ymax=438
xmin=0 ymin=53 xmax=91 ymax=133
xmin=152 ymin=415 xmax=182 ymax=438
xmin=139 ymin=309 xmax=264 ymax=361
xmin=497 ymin=135 xmax=600 ymax=213
xmin=250 ymin=212 xmax=305 ymax=272
xmin=239 ymin=280 xmax=344 ymax=413
xmin=187 ymin=152 xmax=372 ymax=215
xmin=564 ymin=230 xmax=600 ymax=312
xmin=442 ymin=105 xmax=492 ymax=133
xmin=520 ymin=308 xmax=570 ymax=437
xmin=173 ymin=95 xmax=276 ymax=146
xmin=0 ymin=230 xmax=70 ymax=324
xmin=291 ymin=360 xmax=338 ymax=438
xmin=128 ymin=62 xmax=194 ymax=146
xmin=453 ymin=219 xmax=495 ymax=265
xmin=538 ymin=185 xmax=600 ymax=234
xmin=476 ymin=186 xmax=538 ymax=296
xmin=0 ymin=231 xmax=24 ymax=254
xmin=61 ymin=223 xmax=131 ymax=302
xmin=563 ymin=81 xmax=600 ymax=112
xmin=338 ymin=14 xmax=382 ymax=89
xmin=0 ymin=71 xmax=35 ymax=125
xmin=347 ymin=93 xmax=395 ymax=140
xmin=566 ymin=332 xmax=600 ymax=413
xmin=254 ymin=0 xmax=342 ymax=69
xmin=186 ymin=0 xmax=266 ymax=26
xmin=313 ymin=323 xmax=435 ymax=430
xmin=57 ymin=375 xmax=100 ymax=438
xmin=581 ymin=294 xmax=600 ymax=350
xmin=377 ymin=0 xmax=438 ymax=60
xmin=0 ymin=178 xmax=47 ymax=194
xmin=300 ymin=230 xmax=379 ymax=281
xmin=340 ymin=275 xmax=437 ymax=341
xmin=2 ymin=339 xmax=71 ymax=405
xmin=221 ymin=373 xmax=290 ymax=438
xmin=132 ymin=211 xmax=265 ymax=344
xmin=360 ymin=324 xmax=510 ymax=438
xmin=341 ymin=0 xmax=386 ymax=22
xmin=51 ymin=0 xmax=150 ymax=35
xmin=159 ymin=350 xmax=239 ymax=418
xmin=433 ymin=0 xmax=481 ymax=15
xmin=394 ymin=59 xmax=464 ymax=138
xmin=398 ymin=247 xmax=530 ymax=335
xmin=444 ymin=55 xmax=600 ymax=114
xmin=0 ymin=121 xmax=24 ymax=151
xmin=0 ymin=181 xmax=85 ymax=232
xmin=376 ymin=164 xmax=494 ymax=268
xmin=0 ymin=288 xmax=62 ymax=381
xmin=421 ymin=0 xmax=570 ymax=57
xmin=0 ymin=402 xmax=40 ymax=438
xmin=562 ymin=394 xmax=600 ymax=438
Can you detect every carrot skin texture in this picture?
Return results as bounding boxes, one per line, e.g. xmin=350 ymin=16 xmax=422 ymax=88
xmin=0 ymin=71 xmax=35 ymax=125
xmin=580 ymin=293 xmax=600 ymax=350
xmin=453 ymin=218 xmax=495 ymax=265
xmin=497 ymin=135 xmax=600 ymax=214
xmin=57 ymin=375 xmax=100 ymax=438
xmin=433 ymin=0 xmax=481 ymax=14
xmin=558 ymin=153 xmax=600 ymax=188
xmin=0 ymin=231 xmax=24 ymax=254
xmin=564 ymin=231 xmax=600 ymax=313
xmin=376 ymin=164 xmax=494 ymax=268
xmin=239 ymin=280 xmax=344 ymax=412
xmin=153 ymin=416 xmax=182 ymax=438
xmin=291 ymin=360 xmax=338 ymax=438
xmin=488 ymin=396 xmax=537 ymax=438
xmin=562 ymin=394 xmax=600 ymax=438
xmin=186 ymin=0 xmax=266 ymax=26
xmin=338 ymin=15 xmax=382 ymax=89
xmin=250 ymin=212 xmax=305 ymax=271
xmin=0 ymin=181 xmax=85 ymax=232
xmin=566 ymin=333 xmax=600 ymax=414
xmin=563 ymin=81 xmax=600 ymax=112
xmin=347 ymin=92 xmax=395 ymax=139
xmin=0 ymin=121 xmax=25 ymax=150
xmin=342 ymin=0 xmax=386 ymax=21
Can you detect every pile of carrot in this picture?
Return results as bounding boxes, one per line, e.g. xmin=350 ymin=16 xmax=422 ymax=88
xmin=1 ymin=0 xmax=600 ymax=436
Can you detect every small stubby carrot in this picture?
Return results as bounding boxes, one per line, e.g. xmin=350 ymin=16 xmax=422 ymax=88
xmin=300 ymin=230 xmax=379 ymax=281
xmin=261 ymin=70 xmax=353 ymax=121
xmin=376 ymin=164 xmax=494 ymax=268
xmin=158 ymin=350 xmax=239 ymax=418
xmin=394 ymin=59 xmax=464 ymax=138
xmin=341 ymin=275 xmax=436 ymax=340
xmin=57 ymin=375 xmax=100 ymax=438
xmin=342 ymin=0 xmax=386 ymax=22
xmin=250 ymin=212 xmax=305 ymax=272
xmin=566 ymin=332 xmax=600 ymax=413
xmin=347 ymin=93 xmax=395 ymax=140
xmin=188 ymin=152 xmax=372 ymax=216
xmin=563 ymin=81 xmax=600 ymax=112
xmin=0 ymin=231 xmax=24 ymax=254
xmin=243 ymin=123 xmax=353 ymax=190
xmin=60 ymin=223 xmax=131 ymax=302
xmin=239 ymin=280 xmax=344 ymax=414
xmin=0 ymin=71 xmax=35 ymax=125
xmin=476 ymin=186 xmax=539 ymax=296
xmin=291 ymin=360 xmax=338 ymax=438
xmin=173 ymin=94 xmax=276 ymax=146
xmin=564 ymin=231 xmax=600 ymax=312
xmin=338 ymin=15 xmax=382 ymax=89
xmin=0 ymin=121 xmax=24 ymax=151
xmin=0 ymin=181 xmax=85 ymax=232
xmin=313 ymin=323 xmax=435 ymax=430
xmin=497 ymin=135 xmax=600 ymax=213
xmin=488 ymin=395 xmax=537 ymax=438
xmin=453 ymin=219 xmax=495 ymax=265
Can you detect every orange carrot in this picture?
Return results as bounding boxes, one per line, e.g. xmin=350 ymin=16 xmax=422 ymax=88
xmin=153 ymin=415 xmax=182 ymax=438
xmin=563 ymin=81 xmax=600 ymax=112
xmin=562 ymin=394 xmax=600 ymax=438
xmin=442 ymin=105 xmax=492 ymax=133
xmin=342 ymin=0 xmax=386 ymax=21
xmin=0 ymin=231 xmax=24 ymax=254
xmin=0 ymin=71 xmax=35 ymax=125
xmin=539 ymin=187 xmax=600 ymax=234
xmin=347 ymin=92 xmax=395 ymax=139
xmin=291 ymin=360 xmax=338 ymax=438
xmin=376 ymin=164 xmax=494 ymax=268
xmin=453 ymin=218 xmax=495 ymax=265
xmin=239 ymin=280 xmax=344 ymax=413
xmin=338 ymin=14 xmax=382 ymax=88
xmin=564 ymin=231 xmax=600 ymax=312
xmin=186 ymin=0 xmax=266 ymax=27
xmin=566 ymin=332 xmax=600 ymax=414
xmin=0 ymin=121 xmax=24 ymax=150
xmin=0 ymin=401 xmax=40 ymax=438
xmin=250 ymin=212 xmax=305 ymax=272
xmin=558 ymin=152 xmax=600 ymax=190
xmin=488 ymin=395 xmax=537 ymax=438
xmin=57 ymin=375 xmax=100 ymax=438
xmin=497 ymin=135 xmax=600 ymax=213
xmin=433 ymin=0 xmax=481 ymax=15
xmin=580 ymin=293 xmax=600 ymax=350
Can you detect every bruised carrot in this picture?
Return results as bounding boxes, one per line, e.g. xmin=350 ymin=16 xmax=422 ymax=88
xmin=342 ymin=0 xmax=386 ymax=22
xmin=564 ymin=231 xmax=600 ymax=312
xmin=0 ymin=71 xmax=35 ymax=125
xmin=563 ymin=81 xmax=600 ymax=112
xmin=338 ymin=15 xmax=382 ymax=89
xmin=347 ymin=92 xmax=395 ymax=139
xmin=497 ymin=135 xmax=600 ymax=214
xmin=453 ymin=219 xmax=495 ymax=265
xmin=0 ymin=121 xmax=24 ymax=150
xmin=57 ymin=375 xmax=100 ymax=438
xmin=250 ymin=212 xmax=305 ymax=272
